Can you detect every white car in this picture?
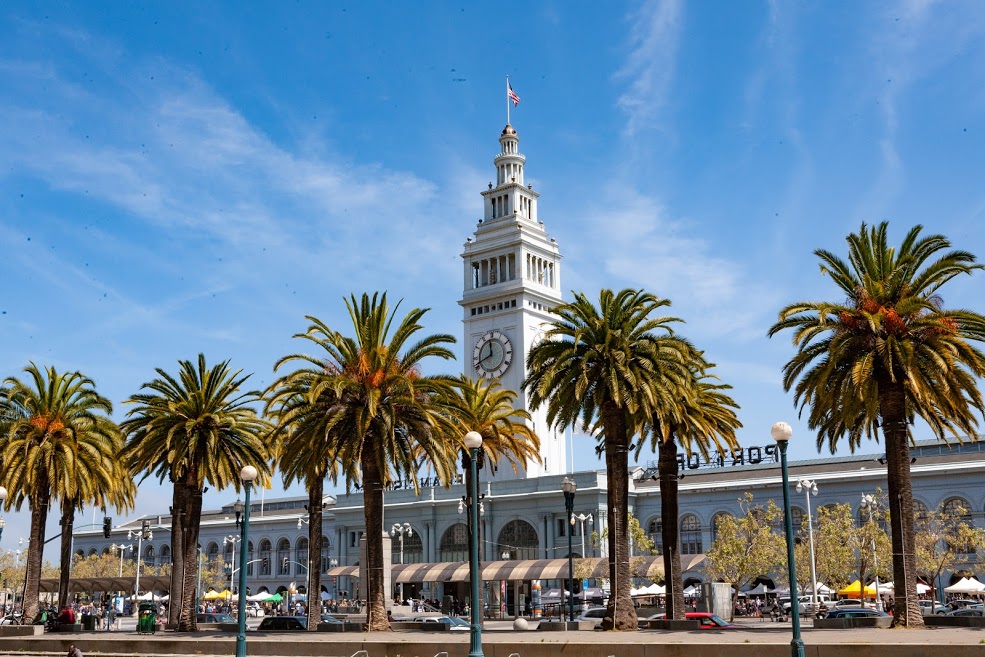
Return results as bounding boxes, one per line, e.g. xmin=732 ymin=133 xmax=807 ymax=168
xmin=919 ymin=600 xmax=948 ymax=616
xmin=245 ymin=603 xmax=265 ymax=618
xmin=831 ymin=599 xmax=876 ymax=609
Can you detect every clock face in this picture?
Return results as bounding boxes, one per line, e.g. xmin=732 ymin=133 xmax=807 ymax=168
xmin=472 ymin=330 xmax=513 ymax=379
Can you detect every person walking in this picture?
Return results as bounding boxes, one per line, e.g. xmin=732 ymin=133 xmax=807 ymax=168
xmin=106 ymin=603 xmax=116 ymax=632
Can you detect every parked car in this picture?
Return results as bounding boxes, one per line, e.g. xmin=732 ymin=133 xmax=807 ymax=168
xmin=824 ymin=608 xmax=889 ymax=619
xmin=257 ymin=616 xmax=306 ymax=631
xmin=831 ymin=599 xmax=876 ymax=609
xmin=948 ymin=599 xmax=981 ymax=611
xmin=946 ymin=608 xmax=985 ymax=617
xmin=412 ymin=616 xmax=470 ymax=631
xmin=781 ymin=595 xmax=832 ymax=614
xmin=919 ymin=600 xmax=948 ymax=616
xmin=245 ymin=602 xmax=265 ymax=618
xmin=644 ymin=612 xmax=739 ymax=629
xmin=574 ymin=606 xmax=608 ymax=627
xmin=197 ymin=612 xmax=235 ymax=624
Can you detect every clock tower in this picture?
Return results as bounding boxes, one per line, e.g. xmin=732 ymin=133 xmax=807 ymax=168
xmin=459 ymin=123 xmax=565 ymax=479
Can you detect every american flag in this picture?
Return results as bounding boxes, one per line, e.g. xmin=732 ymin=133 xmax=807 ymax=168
xmin=508 ymin=83 xmax=520 ymax=107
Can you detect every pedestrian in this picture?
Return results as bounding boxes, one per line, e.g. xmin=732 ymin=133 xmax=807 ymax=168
xmin=67 ymin=643 xmax=83 ymax=657
xmin=106 ymin=603 xmax=116 ymax=632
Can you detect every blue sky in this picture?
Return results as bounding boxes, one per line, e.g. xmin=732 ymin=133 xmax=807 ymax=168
xmin=2 ymin=1 xmax=984 ymax=558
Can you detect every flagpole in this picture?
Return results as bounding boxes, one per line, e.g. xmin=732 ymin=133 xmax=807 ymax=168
xmin=506 ymin=75 xmax=510 ymax=124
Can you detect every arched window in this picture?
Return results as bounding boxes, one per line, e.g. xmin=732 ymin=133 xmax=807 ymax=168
xmin=497 ymin=519 xmax=539 ymax=560
xmin=75 ymin=549 xmax=86 ymax=561
xmin=160 ymin=545 xmax=171 ymax=566
xmin=712 ymin=512 xmax=733 ymax=543
xmin=144 ymin=544 xmax=156 ymax=568
xmin=942 ymin=497 xmax=974 ymax=554
xmin=206 ymin=541 xmax=220 ymax=564
xmin=258 ymin=539 xmax=272 ymax=576
xmin=320 ymin=536 xmax=331 ymax=574
xmin=224 ymin=539 xmax=236 ymax=565
xmin=296 ymin=537 xmax=309 ymax=574
xmin=101 ymin=547 xmax=110 ymax=556
xmin=277 ymin=538 xmax=291 ymax=575
xmin=913 ymin=500 xmax=930 ymax=524
xmin=680 ymin=514 xmax=703 ymax=555
xmin=439 ymin=524 xmax=469 ymax=562
xmin=247 ymin=541 xmax=255 ymax=576
xmin=391 ymin=528 xmax=424 ymax=564
xmin=647 ymin=518 xmax=663 ymax=554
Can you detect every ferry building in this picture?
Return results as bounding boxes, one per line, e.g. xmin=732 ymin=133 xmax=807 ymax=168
xmin=72 ymin=122 xmax=985 ymax=609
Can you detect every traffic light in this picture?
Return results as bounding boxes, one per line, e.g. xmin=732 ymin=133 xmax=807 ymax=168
xmin=283 ymin=558 xmax=289 ymax=571
xmin=103 ymin=517 xmax=112 ymax=538
xmin=141 ymin=519 xmax=151 ymax=540
xmin=262 ymin=557 xmax=269 ymax=570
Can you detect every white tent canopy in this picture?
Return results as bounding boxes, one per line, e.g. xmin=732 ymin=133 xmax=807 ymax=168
xmin=805 ymin=582 xmax=834 ymax=595
xmin=944 ymin=577 xmax=985 ymax=594
xmin=744 ymin=583 xmax=772 ymax=596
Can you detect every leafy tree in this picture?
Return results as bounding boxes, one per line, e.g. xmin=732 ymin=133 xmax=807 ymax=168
xmin=795 ymin=504 xmax=855 ymax=593
xmin=70 ymin=552 xmax=137 ymax=579
xmin=854 ymin=493 xmax=893 ymax=607
xmin=914 ymin=501 xmax=985 ymax=601
xmin=768 ymin=222 xmax=985 ymax=627
xmin=524 ymin=289 xmax=692 ymax=630
xmin=121 ymin=355 xmax=271 ymax=631
xmin=274 ymin=293 xmax=458 ymax=631
xmin=636 ymin=360 xmax=741 ymax=619
xmin=582 ymin=512 xmax=657 ymax=583
xmin=705 ymin=494 xmax=785 ymax=612
xmin=0 ymin=364 xmax=120 ymax=620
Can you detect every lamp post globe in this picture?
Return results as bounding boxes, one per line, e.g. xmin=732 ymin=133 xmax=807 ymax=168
xmin=463 ymin=431 xmax=483 ymax=657
xmin=561 ymin=477 xmax=576 ymax=622
xmin=772 ymin=422 xmax=804 ymax=657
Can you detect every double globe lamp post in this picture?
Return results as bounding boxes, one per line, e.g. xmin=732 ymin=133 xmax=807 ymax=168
xmin=771 ymin=421 xmax=805 ymax=657
xmin=561 ymin=477 xmax=577 ymax=623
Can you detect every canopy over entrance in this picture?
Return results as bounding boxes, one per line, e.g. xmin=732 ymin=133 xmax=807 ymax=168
xmin=326 ymin=554 xmax=706 ymax=583
xmin=38 ymin=575 xmax=171 ymax=594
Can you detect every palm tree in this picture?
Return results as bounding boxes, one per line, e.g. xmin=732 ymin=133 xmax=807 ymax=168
xmin=55 ymin=428 xmax=135 ymax=611
xmin=266 ymin=379 xmax=353 ymax=631
xmin=768 ymin=222 xmax=985 ymax=628
xmin=439 ymin=375 xmax=541 ymax=489
xmin=523 ymin=289 xmax=693 ymax=631
xmin=0 ymin=363 xmax=120 ymax=620
xmin=637 ymin=360 xmax=741 ymax=619
xmin=120 ymin=354 xmax=270 ymax=631
xmin=274 ymin=293 xmax=458 ymax=631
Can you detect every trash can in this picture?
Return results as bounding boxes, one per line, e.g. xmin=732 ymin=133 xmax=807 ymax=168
xmin=81 ymin=614 xmax=96 ymax=631
xmin=137 ymin=601 xmax=157 ymax=634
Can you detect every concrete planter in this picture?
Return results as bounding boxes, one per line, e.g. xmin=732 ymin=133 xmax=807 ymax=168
xmin=537 ymin=620 xmax=596 ymax=631
xmin=814 ymin=617 xmax=893 ymax=629
xmin=925 ymin=615 xmax=985 ymax=628
xmin=0 ymin=625 xmax=44 ymax=636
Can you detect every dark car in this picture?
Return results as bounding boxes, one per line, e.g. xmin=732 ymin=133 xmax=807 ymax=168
xmin=257 ymin=616 xmax=307 ymax=631
xmin=824 ymin=608 xmax=890 ymax=619
xmin=197 ymin=613 xmax=235 ymax=624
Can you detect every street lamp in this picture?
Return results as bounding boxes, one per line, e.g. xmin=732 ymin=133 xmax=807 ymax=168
xmin=860 ymin=493 xmax=884 ymax=612
xmin=128 ymin=520 xmax=153 ymax=602
xmin=111 ymin=543 xmax=134 ymax=577
xmin=795 ymin=478 xmax=819 ymax=614
xmin=224 ymin=535 xmax=240 ymax=599
xmin=391 ymin=523 xmax=413 ymax=603
xmin=561 ymin=477 xmax=576 ymax=623
xmin=236 ymin=465 xmax=258 ymax=657
xmin=464 ymin=430 xmax=484 ymax=657
xmin=572 ymin=512 xmax=593 ymax=611
xmin=771 ymin=421 xmax=804 ymax=657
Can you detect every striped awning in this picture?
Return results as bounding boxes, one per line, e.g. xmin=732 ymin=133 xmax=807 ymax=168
xmin=327 ymin=554 xmax=705 ymax=583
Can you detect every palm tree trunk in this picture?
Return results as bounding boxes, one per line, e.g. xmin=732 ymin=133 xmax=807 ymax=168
xmin=361 ymin=446 xmax=389 ymax=631
xmin=57 ymin=498 xmax=76 ymax=611
xmin=600 ymin=403 xmax=636 ymax=631
xmin=179 ymin=483 xmax=205 ymax=631
xmin=307 ymin=477 xmax=324 ymax=632
xmin=658 ymin=436 xmax=685 ymax=620
xmin=167 ymin=482 xmax=186 ymax=627
xmin=23 ymin=485 xmax=50 ymax=620
xmin=878 ymin=377 xmax=923 ymax=628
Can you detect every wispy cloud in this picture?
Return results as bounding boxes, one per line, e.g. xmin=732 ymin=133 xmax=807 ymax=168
xmin=566 ymin=184 xmax=780 ymax=342
xmin=615 ymin=0 xmax=682 ymax=138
